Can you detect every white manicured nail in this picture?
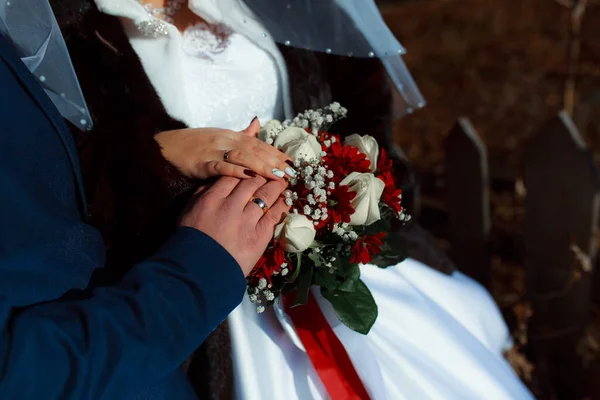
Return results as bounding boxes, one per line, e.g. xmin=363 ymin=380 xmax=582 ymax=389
xmin=285 ymin=167 xmax=297 ymax=177
xmin=272 ymin=168 xmax=286 ymax=178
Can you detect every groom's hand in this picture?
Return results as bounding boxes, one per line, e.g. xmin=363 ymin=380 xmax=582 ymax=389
xmin=180 ymin=176 xmax=291 ymax=276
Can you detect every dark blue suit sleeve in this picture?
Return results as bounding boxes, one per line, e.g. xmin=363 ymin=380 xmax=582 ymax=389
xmin=0 ymin=227 xmax=246 ymax=399
xmin=0 ymin=34 xmax=246 ymax=399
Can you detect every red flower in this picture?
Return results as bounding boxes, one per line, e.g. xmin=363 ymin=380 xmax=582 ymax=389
xmin=377 ymin=148 xmax=394 ymax=177
xmin=317 ymin=131 xmax=342 ymax=146
xmin=328 ymin=185 xmax=357 ymax=224
xmin=350 ymin=233 xmax=386 ymax=265
xmin=325 ymin=142 xmax=371 ymax=178
xmin=248 ymin=242 xmax=289 ymax=284
xmin=378 ymin=171 xmax=403 ymax=213
xmin=273 ymin=245 xmax=286 ymax=266
xmin=287 ymin=181 xmax=327 ymax=230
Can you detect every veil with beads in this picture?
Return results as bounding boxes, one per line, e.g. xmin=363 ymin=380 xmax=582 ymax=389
xmin=0 ymin=0 xmax=93 ymax=131
xmin=192 ymin=0 xmax=426 ymax=117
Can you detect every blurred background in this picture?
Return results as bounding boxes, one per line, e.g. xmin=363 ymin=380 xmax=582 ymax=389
xmin=377 ymin=0 xmax=600 ymax=398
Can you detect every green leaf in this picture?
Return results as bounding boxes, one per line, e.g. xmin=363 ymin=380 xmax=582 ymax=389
xmin=313 ymin=268 xmax=340 ymax=291
xmin=308 ymin=251 xmax=323 ymax=267
xmin=337 ymin=264 xmax=360 ymax=292
xmin=291 ymin=266 xmax=313 ymax=307
xmin=281 ymin=283 xmax=295 ymax=294
xmin=364 ymin=217 xmax=391 ymax=236
xmin=370 ymin=234 xmax=409 ymax=268
xmin=338 ymin=259 xmax=358 ymax=277
xmin=370 ymin=250 xmax=407 ymax=268
xmin=321 ymin=280 xmax=378 ymax=335
xmin=287 ymin=253 xmax=303 ymax=283
xmin=308 ymin=241 xmax=321 ymax=249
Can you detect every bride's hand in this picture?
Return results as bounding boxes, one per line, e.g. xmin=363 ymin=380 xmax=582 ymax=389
xmin=155 ymin=118 xmax=296 ymax=180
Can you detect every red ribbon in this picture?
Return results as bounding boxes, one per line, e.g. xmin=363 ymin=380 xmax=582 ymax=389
xmin=284 ymin=292 xmax=371 ymax=400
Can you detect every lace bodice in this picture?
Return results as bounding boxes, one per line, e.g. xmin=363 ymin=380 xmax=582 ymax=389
xmin=177 ymin=22 xmax=283 ymax=131
xmin=102 ymin=0 xmax=285 ymax=132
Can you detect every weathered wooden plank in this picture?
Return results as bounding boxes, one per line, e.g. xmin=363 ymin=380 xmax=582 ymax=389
xmin=524 ymin=111 xmax=600 ymax=398
xmin=572 ymin=100 xmax=600 ymax=306
xmin=444 ymin=118 xmax=491 ymax=286
xmin=399 ymin=165 xmax=421 ymax=221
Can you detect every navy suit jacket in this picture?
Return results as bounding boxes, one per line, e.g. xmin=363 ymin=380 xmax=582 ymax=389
xmin=0 ymin=35 xmax=245 ymax=399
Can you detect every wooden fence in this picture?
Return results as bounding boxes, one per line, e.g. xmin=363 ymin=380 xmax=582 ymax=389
xmin=438 ymin=111 xmax=600 ymax=399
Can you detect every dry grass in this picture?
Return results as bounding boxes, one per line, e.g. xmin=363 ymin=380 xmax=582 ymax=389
xmin=383 ymin=0 xmax=600 ymax=175
xmin=381 ymin=0 xmax=600 ymax=396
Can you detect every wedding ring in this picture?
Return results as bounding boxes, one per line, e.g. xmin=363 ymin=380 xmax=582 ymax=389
xmin=250 ymin=197 xmax=269 ymax=214
xmin=223 ymin=150 xmax=231 ymax=161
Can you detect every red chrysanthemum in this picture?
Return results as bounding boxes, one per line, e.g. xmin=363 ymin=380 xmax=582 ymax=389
xmin=327 ymin=185 xmax=357 ymax=225
xmin=290 ymin=181 xmax=311 ymax=208
xmin=325 ymin=142 xmax=371 ymax=178
xmin=377 ymin=147 xmax=394 ymax=177
xmin=287 ymin=181 xmax=327 ymax=230
xmin=350 ymin=233 xmax=387 ymax=265
xmin=378 ymin=171 xmax=403 ymax=213
xmin=317 ymin=131 xmax=342 ymax=146
xmin=248 ymin=241 xmax=289 ymax=284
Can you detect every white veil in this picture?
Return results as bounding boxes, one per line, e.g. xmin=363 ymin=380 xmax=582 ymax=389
xmin=192 ymin=0 xmax=426 ymax=117
xmin=0 ymin=0 xmax=423 ymax=127
xmin=0 ymin=0 xmax=93 ymax=131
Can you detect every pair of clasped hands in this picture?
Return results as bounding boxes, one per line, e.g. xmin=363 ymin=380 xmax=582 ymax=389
xmin=156 ymin=118 xmax=294 ymax=276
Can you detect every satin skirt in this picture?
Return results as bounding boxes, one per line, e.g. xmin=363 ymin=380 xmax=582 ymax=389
xmin=227 ymin=258 xmax=534 ymax=400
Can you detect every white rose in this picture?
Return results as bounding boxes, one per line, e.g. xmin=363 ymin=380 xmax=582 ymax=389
xmin=343 ymin=134 xmax=379 ymax=171
xmin=274 ymin=214 xmax=316 ymax=253
xmin=273 ymin=127 xmax=322 ymax=161
xmin=259 ymin=120 xmax=283 ymax=142
xmin=340 ymin=172 xmax=385 ymax=226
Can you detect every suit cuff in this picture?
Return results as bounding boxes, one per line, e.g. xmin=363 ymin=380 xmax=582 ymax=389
xmin=153 ymin=226 xmax=246 ymax=313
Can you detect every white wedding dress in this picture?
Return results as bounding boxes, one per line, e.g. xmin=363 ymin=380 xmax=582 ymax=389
xmin=97 ymin=1 xmax=534 ymax=399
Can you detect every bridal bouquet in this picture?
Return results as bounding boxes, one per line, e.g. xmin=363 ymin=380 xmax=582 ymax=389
xmin=248 ymin=103 xmax=410 ymax=334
